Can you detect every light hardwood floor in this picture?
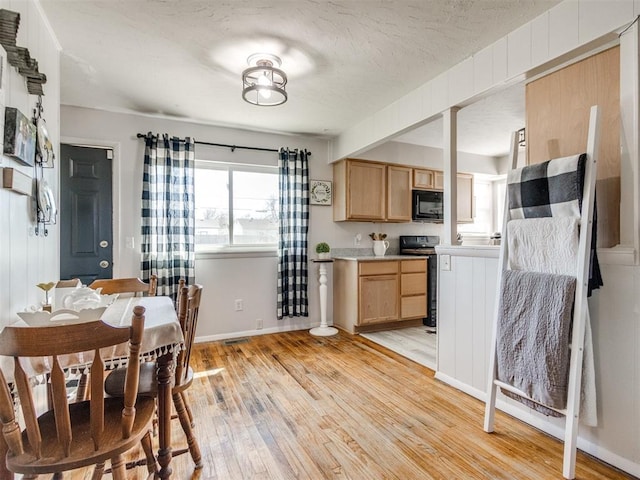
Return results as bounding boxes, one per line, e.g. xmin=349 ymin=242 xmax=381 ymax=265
xmin=65 ymin=330 xmax=634 ymax=479
xmin=361 ymin=326 xmax=436 ymax=369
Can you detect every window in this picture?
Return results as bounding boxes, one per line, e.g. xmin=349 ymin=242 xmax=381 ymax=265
xmin=194 ymin=161 xmax=278 ymax=251
xmin=458 ymin=177 xmax=495 ymax=236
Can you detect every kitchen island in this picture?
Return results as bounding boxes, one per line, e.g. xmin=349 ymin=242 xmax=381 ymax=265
xmin=434 ymin=243 xmax=640 ymax=478
xmin=332 ymin=256 xmax=428 ymax=334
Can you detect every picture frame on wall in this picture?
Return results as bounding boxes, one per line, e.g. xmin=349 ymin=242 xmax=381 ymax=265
xmin=3 ymin=107 xmax=36 ymax=167
xmin=310 ymin=179 xmax=332 ymax=205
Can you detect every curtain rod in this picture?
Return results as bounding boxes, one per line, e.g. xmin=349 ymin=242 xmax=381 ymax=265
xmin=136 ymin=133 xmax=279 ymax=153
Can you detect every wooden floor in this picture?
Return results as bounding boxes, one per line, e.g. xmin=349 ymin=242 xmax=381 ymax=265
xmin=361 ymin=326 xmax=436 ymax=369
xmin=66 ymin=330 xmax=635 ymax=479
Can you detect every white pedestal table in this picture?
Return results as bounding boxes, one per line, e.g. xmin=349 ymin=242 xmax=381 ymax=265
xmin=310 ymin=259 xmax=338 ymax=336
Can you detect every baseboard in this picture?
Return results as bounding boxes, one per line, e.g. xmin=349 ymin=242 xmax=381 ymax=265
xmin=194 ymin=322 xmax=320 ymax=344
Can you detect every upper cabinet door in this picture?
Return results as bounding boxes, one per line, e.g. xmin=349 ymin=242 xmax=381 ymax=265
xmin=457 ymin=173 xmax=474 ymax=223
xmin=346 ymin=160 xmax=386 ymax=221
xmin=433 ymin=171 xmax=444 ymax=190
xmin=386 ymin=165 xmax=412 ymax=222
xmin=413 ymin=168 xmax=435 ymax=189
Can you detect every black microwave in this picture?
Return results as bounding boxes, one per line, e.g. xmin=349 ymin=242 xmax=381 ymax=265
xmin=412 ymin=189 xmax=443 ymax=222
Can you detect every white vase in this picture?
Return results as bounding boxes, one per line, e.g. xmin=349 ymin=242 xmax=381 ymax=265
xmin=373 ymin=240 xmax=389 ymax=256
xmin=318 ymin=252 xmax=331 ymax=259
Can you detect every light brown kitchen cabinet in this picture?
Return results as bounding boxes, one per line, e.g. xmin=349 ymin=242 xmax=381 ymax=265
xmin=400 ymin=259 xmax=427 ymax=319
xmin=333 ymin=258 xmax=427 ymax=334
xmin=457 ymin=173 xmax=474 ymax=223
xmin=386 ymin=165 xmax=412 ymax=222
xmin=413 ymin=168 xmax=444 ymax=191
xmin=434 ymin=171 xmax=445 ymax=190
xmin=413 ymin=168 xmax=436 ymax=189
xmin=333 ymin=159 xmax=411 ymax=222
xmin=333 ymin=159 xmax=386 ymax=221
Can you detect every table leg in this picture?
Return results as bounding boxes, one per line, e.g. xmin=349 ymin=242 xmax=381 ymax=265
xmin=310 ymin=261 xmax=338 ymax=337
xmin=156 ymin=352 xmax=173 ymax=479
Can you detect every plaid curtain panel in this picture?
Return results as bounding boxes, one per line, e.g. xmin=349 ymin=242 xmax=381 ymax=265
xmin=277 ymin=148 xmax=310 ymax=319
xmin=141 ymin=133 xmax=195 ymax=300
xmin=506 ymin=153 xmax=602 ymax=295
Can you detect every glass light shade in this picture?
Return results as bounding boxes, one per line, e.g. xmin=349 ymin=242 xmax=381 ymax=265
xmin=242 ymin=56 xmax=287 ymax=106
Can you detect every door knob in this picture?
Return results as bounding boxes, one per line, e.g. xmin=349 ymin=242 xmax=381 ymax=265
xmin=99 ymin=260 xmax=109 ymax=269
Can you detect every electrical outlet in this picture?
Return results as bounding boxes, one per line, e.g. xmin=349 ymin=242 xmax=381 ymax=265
xmin=256 ymin=318 xmax=263 ymax=330
xmin=234 ymin=299 xmax=243 ymax=311
xmin=354 ymin=233 xmax=362 ymax=246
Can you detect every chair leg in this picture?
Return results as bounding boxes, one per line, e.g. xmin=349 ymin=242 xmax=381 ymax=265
xmin=172 ymin=391 xmax=203 ymax=469
xmin=92 ymin=462 xmax=105 ymax=480
xmin=142 ymin=430 xmax=159 ymax=475
xmin=180 ymin=390 xmax=195 ymax=428
xmin=110 ymin=455 xmax=126 ymax=480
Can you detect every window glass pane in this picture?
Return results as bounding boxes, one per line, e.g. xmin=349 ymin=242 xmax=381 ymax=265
xmin=194 ymin=168 xmax=229 ymax=247
xmin=232 ymin=171 xmax=278 ymax=245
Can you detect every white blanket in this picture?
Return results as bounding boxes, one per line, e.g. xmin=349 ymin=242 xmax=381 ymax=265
xmin=507 ymin=217 xmax=579 ymax=276
xmin=506 ymin=217 xmax=597 ymax=426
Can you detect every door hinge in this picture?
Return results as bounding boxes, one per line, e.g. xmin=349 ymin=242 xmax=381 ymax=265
xmin=106 ymin=149 xmax=113 ymax=160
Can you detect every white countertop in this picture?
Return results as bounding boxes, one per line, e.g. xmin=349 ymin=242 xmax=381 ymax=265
xmin=435 ymin=244 xmax=500 ymax=258
xmin=332 ymin=255 xmax=428 ymax=261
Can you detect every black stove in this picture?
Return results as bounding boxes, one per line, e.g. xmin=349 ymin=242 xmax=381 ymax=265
xmin=399 ymin=235 xmax=439 ymax=328
xmin=399 ymin=235 xmax=440 ymax=255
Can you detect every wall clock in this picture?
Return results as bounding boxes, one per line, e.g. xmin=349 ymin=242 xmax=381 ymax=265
xmin=310 ymin=180 xmax=332 ymax=205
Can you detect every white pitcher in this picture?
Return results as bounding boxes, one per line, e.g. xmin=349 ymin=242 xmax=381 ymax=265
xmin=373 ymin=240 xmax=389 ymax=257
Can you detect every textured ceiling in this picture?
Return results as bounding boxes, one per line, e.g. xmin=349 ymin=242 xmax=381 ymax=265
xmin=40 ymin=0 xmax=560 ymax=155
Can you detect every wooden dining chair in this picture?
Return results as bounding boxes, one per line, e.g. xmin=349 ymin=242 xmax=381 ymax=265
xmin=105 ymin=283 xmax=204 ymax=470
xmin=89 ymin=274 xmax=157 ymax=296
xmin=55 ymin=278 xmax=82 ymax=288
xmin=0 ymin=307 xmax=157 ymax=478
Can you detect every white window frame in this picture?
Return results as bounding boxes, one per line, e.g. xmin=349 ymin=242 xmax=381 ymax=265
xmin=194 ymin=159 xmax=278 ymax=257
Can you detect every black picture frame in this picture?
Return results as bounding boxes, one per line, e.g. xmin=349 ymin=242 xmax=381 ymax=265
xmin=4 ymin=107 xmax=36 ymax=166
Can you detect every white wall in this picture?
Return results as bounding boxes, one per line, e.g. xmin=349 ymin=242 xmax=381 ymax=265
xmin=0 ymin=0 xmax=60 ymax=327
xmin=60 ymin=106 xmax=341 ymax=340
xmin=360 ymin=140 xmax=502 ymax=175
xmin=60 ymin=106 xmax=501 ymax=340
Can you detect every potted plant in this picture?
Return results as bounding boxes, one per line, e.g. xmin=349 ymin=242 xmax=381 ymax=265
xmin=315 ymin=242 xmax=331 ymax=259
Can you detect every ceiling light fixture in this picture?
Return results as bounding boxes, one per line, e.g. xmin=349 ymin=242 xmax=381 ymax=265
xmin=242 ymin=53 xmax=287 ymax=106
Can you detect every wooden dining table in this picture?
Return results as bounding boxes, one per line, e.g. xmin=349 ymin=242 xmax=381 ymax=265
xmin=0 ymin=295 xmax=184 ymax=479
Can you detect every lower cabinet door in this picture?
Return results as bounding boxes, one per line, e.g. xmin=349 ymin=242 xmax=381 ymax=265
xmin=358 ymin=275 xmax=398 ymax=324
xmin=401 ymin=295 xmax=427 ymax=319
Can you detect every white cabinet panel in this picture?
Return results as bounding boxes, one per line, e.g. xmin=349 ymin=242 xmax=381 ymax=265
xmin=431 ymin=72 xmax=449 ymax=113
xmin=531 ymin=12 xmax=550 ymax=67
xmin=507 ymin=22 xmax=532 ymax=79
xmin=454 ymin=256 xmax=474 ymax=386
xmin=437 ymin=263 xmax=456 ymax=377
xmin=492 ymin=37 xmax=508 ymax=84
xmin=473 ymin=45 xmax=493 ymax=95
xmin=549 ymin=0 xmax=579 ymax=59
xmin=448 ymin=57 xmax=473 ymax=106
xmin=579 ymin=0 xmax=633 ymax=44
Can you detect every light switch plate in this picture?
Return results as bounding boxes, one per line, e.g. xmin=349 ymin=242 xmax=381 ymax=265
xmin=441 ymin=254 xmax=451 ymax=271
